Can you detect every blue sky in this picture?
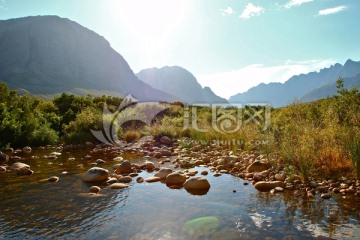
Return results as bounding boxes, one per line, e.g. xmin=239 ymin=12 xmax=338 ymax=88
xmin=1 ymin=0 xmax=359 ymax=98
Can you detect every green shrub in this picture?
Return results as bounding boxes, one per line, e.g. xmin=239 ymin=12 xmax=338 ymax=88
xmin=122 ymin=131 xmax=141 ymax=143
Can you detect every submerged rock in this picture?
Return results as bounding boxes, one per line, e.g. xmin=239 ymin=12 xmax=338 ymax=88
xmin=82 ymin=167 xmax=109 ymax=182
xmin=183 ymin=216 xmax=219 ymax=237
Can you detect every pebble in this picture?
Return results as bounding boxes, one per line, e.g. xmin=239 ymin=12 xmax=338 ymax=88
xmin=110 ymin=183 xmax=129 ymax=189
xmin=136 ymin=177 xmax=144 ymax=183
xmin=321 ymin=193 xmax=332 ymax=199
xmin=89 ymin=186 xmax=101 ymax=193
xmin=48 ymin=176 xmax=59 ymax=182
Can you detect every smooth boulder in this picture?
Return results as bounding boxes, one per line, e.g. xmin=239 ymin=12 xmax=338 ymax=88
xmin=254 ymin=181 xmax=286 ymax=192
xmin=183 ymin=177 xmax=211 ymax=191
xmin=159 ymin=136 xmax=172 ymax=145
xmin=10 ymin=162 xmax=30 ymax=171
xmin=154 ymin=168 xmax=173 ymax=179
xmin=114 ymin=161 xmax=132 ymax=174
xmin=246 ymin=161 xmax=270 ymax=173
xmin=110 ymin=183 xmax=129 ymax=189
xmin=82 ymin=167 xmax=109 ymax=182
xmin=166 ymin=172 xmax=187 ymax=186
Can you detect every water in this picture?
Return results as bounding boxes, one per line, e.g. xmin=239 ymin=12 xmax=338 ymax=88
xmin=1 ymin=148 xmax=360 ymax=239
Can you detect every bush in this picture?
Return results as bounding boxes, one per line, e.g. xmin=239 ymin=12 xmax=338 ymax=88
xmin=122 ymin=131 xmax=141 ymax=143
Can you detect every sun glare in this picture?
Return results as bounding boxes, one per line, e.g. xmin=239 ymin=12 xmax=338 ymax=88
xmin=108 ymin=0 xmax=190 ymax=66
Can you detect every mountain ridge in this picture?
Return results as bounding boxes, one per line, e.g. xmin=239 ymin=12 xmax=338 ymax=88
xmin=228 ymin=59 xmax=360 ymax=107
xmin=137 ymin=66 xmax=228 ymax=104
xmin=0 ymin=15 xmax=179 ymax=102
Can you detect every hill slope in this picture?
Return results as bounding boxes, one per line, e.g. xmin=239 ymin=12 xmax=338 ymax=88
xmin=0 ymin=16 xmax=178 ymax=102
xmin=137 ymin=66 xmax=228 ymax=104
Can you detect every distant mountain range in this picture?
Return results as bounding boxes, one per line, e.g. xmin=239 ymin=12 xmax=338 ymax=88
xmin=137 ymin=66 xmax=228 ymax=104
xmin=229 ymin=59 xmax=360 ymax=107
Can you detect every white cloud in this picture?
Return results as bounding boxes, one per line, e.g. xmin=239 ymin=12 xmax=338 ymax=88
xmin=239 ymin=3 xmax=264 ymax=19
xmin=318 ymin=6 xmax=347 ymax=16
xmin=285 ymin=0 xmax=313 ymax=9
xmin=220 ymin=7 xmax=235 ymax=16
xmin=196 ymin=59 xmax=335 ymax=99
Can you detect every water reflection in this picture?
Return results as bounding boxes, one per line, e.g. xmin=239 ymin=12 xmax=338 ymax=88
xmin=0 ymin=149 xmax=359 ymax=239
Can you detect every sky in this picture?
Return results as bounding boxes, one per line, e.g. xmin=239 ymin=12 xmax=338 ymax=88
xmin=1 ymin=0 xmax=359 ymax=98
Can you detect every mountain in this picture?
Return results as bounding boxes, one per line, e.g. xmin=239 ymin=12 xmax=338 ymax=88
xmin=0 ymin=16 xmax=179 ymax=102
xmin=229 ymin=60 xmax=360 ymax=107
xmin=137 ymin=66 xmax=228 ymax=104
xmin=302 ymin=73 xmax=360 ymax=102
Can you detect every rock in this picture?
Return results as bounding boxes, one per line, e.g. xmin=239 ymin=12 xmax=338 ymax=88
xmin=201 ymin=171 xmax=208 ymax=175
xmin=274 ymin=187 xmax=284 ymax=192
xmin=254 ymin=181 xmax=286 ymax=192
xmin=85 ymin=142 xmax=95 ymax=149
xmin=50 ymin=152 xmax=62 ymax=156
xmin=48 ymin=176 xmax=59 ymax=182
xmin=82 ymin=167 xmax=109 ymax=182
xmin=317 ymin=186 xmax=328 ymax=193
xmin=114 ymin=161 xmax=132 ymax=174
xmin=253 ymin=172 xmax=264 ymax=181
xmin=136 ymin=177 xmax=144 ymax=183
xmin=0 ymin=152 xmax=9 ymax=162
xmin=110 ymin=183 xmax=129 ymax=189
xmin=275 ymin=173 xmax=286 ymax=181
xmin=107 ymin=177 xmax=117 ymax=184
xmin=154 ymin=168 xmax=173 ymax=179
xmin=89 ymin=186 xmax=100 ymax=193
xmin=184 ymin=177 xmax=211 ymax=191
xmin=183 ymin=216 xmax=219 ymax=237
xmin=159 ymin=136 xmax=172 ymax=145
xmin=10 ymin=162 xmax=30 ymax=171
xmin=310 ymin=181 xmax=318 ymax=188
xmin=166 ymin=172 xmax=187 ymax=186
xmin=118 ymin=176 xmax=132 ymax=183
xmin=213 ymin=173 xmax=222 ymax=177
xmin=332 ymin=188 xmax=340 ymax=193
xmin=96 ymin=159 xmax=105 ymax=164
xmin=129 ymin=173 xmax=138 ymax=177
xmin=17 ymin=168 xmax=34 ymax=176
xmin=0 ymin=166 xmax=6 ymax=172
xmin=321 ymin=193 xmax=332 ymax=199
xmin=145 ymin=161 xmax=156 ymax=171
xmin=247 ymin=161 xmax=270 ymax=172
xmin=82 ymin=155 xmax=93 ymax=160
xmin=22 ymin=146 xmax=32 ymax=154
xmin=145 ymin=176 xmax=161 ymax=183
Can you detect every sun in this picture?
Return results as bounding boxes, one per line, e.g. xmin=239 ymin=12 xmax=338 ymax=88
xmin=108 ymin=0 xmax=190 ymax=66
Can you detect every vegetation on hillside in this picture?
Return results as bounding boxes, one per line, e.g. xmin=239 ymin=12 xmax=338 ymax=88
xmin=0 ymin=77 xmax=359 ymax=180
